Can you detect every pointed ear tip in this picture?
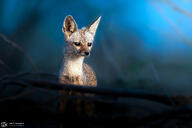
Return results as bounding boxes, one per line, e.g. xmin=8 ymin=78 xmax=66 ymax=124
xmin=65 ymin=15 xmax=74 ymax=20
xmin=67 ymin=15 xmax=73 ymax=17
xmin=96 ymin=16 xmax=101 ymax=24
xmin=98 ymin=16 xmax=102 ymax=20
xmin=63 ymin=15 xmax=77 ymax=26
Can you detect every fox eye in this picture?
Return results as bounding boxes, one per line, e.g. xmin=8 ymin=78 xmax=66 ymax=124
xmin=74 ymin=42 xmax=80 ymax=46
xmin=87 ymin=42 xmax=92 ymax=47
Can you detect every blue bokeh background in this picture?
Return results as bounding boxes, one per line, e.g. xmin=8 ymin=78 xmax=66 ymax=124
xmin=0 ymin=0 xmax=192 ymax=95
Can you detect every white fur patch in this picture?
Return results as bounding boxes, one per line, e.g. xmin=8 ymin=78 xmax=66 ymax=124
xmin=84 ymin=31 xmax=94 ymax=42
xmin=66 ymin=30 xmax=94 ymax=43
xmin=61 ymin=56 xmax=84 ymax=77
xmin=67 ymin=31 xmax=80 ymax=42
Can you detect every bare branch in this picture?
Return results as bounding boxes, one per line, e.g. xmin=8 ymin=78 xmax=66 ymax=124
xmin=0 ymin=33 xmax=39 ymax=72
xmin=0 ymin=73 xmax=191 ymax=127
xmin=0 ymin=59 xmax=12 ymax=72
xmin=2 ymin=77 xmax=189 ymax=106
xmin=149 ymin=62 xmax=175 ymax=106
xmin=150 ymin=0 xmax=192 ymax=47
xmin=0 ymin=89 xmax=36 ymax=102
xmin=164 ymin=0 xmax=192 ymax=18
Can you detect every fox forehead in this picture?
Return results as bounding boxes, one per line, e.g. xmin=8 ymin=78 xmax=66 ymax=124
xmin=66 ymin=28 xmax=94 ymax=43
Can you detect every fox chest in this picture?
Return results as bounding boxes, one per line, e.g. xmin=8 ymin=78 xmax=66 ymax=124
xmin=59 ymin=75 xmax=86 ymax=85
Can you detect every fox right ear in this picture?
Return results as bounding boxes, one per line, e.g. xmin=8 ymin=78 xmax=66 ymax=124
xmin=87 ymin=16 xmax=101 ymax=37
xmin=63 ymin=15 xmax=78 ymax=39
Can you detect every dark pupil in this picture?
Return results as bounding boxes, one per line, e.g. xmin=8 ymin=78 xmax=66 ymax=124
xmin=88 ymin=43 xmax=92 ymax=46
xmin=74 ymin=42 xmax=80 ymax=46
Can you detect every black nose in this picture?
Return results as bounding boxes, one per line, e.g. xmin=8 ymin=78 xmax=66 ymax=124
xmin=85 ymin=52 xmax=89 ymax=56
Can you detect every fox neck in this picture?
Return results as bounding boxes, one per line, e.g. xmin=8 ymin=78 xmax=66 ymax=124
xmin=61 ymin=44 xmax=84 ymax=78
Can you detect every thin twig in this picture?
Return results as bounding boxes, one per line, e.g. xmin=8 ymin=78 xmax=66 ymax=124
xmin=0 ymin=59 xmax=12 ymax=72
xmin=2 ymin=78 xmax=176 ymax=106
xmin=100 ymin=37 xmax=126 ymax=80
xmin=0 ymin=89 xmax=36 ymax=102
xmin=149 ymin=62 xmax=175 ymax=106
xmin=150 ymin=0 xmax=192 ymax=47
xmin=0 ymin=33 xmax=39 ymax=72
xmin=164 ymin=0 xmax=192 ymax=18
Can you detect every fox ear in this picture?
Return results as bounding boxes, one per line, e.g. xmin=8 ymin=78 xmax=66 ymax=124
xmin=63 ymin=15 xmax=78 ymax=39
xmin=87 ymin=16 xmax=101 ymax=36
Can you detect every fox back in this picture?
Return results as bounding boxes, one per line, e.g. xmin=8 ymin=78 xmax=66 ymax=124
xmin=59 ymin=15 xmax=101 ymax=86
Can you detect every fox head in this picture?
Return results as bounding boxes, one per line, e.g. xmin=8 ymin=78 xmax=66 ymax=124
xmin=62 ymin=15 xmax=101 ymax=57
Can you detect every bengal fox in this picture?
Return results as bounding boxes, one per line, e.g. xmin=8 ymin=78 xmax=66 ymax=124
xmin=59 ymin=15 xmax=101 ymax=86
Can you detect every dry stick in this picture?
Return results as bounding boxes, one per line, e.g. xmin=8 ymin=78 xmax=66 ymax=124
xmin=1 ymin=79 xmax=192 ymax=123
xmin=100 ymin=37 xmax=126 ymax=80
xmin=0 ymin=80 xmax=131 ymax=113
xmin=1 ymin=71 xmax=58 ymax=80
xmin=1 ymin=80 xmax=56 ymax=95
xmin=132 ymin=109 xmax=192 ymax=127
xmin=2 ymin=77 xmax=191 ymax=106
xmin=1 ymin=78 xmax=119 ymax=105
xmin=0 ymin=72 xmax=28 ymax=82
xmin=2 ymin=81 xmax=192 ymax=125
xmin=0 ymin=81 xmax=58 ymax=113
xmin=0 ymin=72 xmax=40 ymax=81
xmin=149 ymin=62 xmax=175 ymax=106
xmin=164 ymin=0 xmax=192 ymax=18
xmin=0 ymin=80 xmax=37 ymax=102
xmin=1 ymin=79 xmax=175 ymax=116
xmin=140 ymin=106 xmax=192 ymax=124
xmin=7 ymin=78 xmax=174 ymax=106
xmin=0 ymin=59 xmax=12 ymax=72
xmin=0 ymin=80 xmax=60 ymax=114
xmin=0 ymin=34 xmax=39 ymax=73
xmin=150 ymin=1 xmax=192 ymax=47
xmin=1 ymin=80 xmax=113 ymax=105
xmin=0 ymin=89 xmax=36 ymax=102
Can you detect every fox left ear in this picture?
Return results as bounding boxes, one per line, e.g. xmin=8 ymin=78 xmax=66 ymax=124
xmin=87 ymin=16 xmax=101 ymax=37
xmin=63 ymin=15 xmax=78 ymax=39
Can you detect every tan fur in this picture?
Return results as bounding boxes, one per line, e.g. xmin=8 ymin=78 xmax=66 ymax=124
xmin=59 ymin=15 xmax=101 ymax=86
